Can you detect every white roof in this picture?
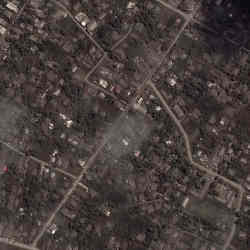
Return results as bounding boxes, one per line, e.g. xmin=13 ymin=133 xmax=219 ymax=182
xmin=0 ymin=25 xmax=6 ymax=35
xmin=99 ymin=79 xmax=109 ymax=88
xmin=6 ymin=2 xmax=18 ymax=13
xmin=127 ymin=2 xmax=136 ymax=9
xmin=182 ymin=197 xmax=189 ymax=208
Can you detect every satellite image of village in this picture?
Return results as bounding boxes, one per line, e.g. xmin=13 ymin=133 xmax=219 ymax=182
xmin=0 ymin=0 xmax=249 ymax=249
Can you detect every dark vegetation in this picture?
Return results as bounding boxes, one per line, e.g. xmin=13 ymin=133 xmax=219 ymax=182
xmin=0 ymin=0 xmax=249 ymax=249
xmin=200 ymin=0 xmax=250 ymax=50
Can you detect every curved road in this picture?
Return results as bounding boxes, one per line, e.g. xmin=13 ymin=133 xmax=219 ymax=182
xmin=147 ymin=80 xmax=244 ymax=250
xmin=147 ymin=80 xmax=244 ymax=207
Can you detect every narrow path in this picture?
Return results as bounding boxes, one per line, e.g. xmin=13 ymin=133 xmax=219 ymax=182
xmin=31 ymin=136 xmax=107 ymax=246
xmin=84 ymin=24 xmax=134 ymax=81
xmin=154 ymin=0 xmax=190 ymax=20
xmin=0 ymin=237 xmax=39 ymax=250
xmin=0 ymin=138 xmax=88 ymax=192
xmin=83 ymin=24 xmax=134 ymax=104
xmin=84 ymin=55 xmax=107 ymax=81
xmin=222 ymin=224 xmax=236 ymax=250
xmin=31 ymin=158 xmax=89 ymax=192
xmin=51 ymin=0 xmax=104 ymax=53
xmin=31 ymin=70 xmax=150 ymax=247
xmin=1 ymin=1 xmax=244 ymax=250
xmin=139 ymin=0 xmax=200 ymax=91
xmin=110 ymin=25 xmax=134 ymax=51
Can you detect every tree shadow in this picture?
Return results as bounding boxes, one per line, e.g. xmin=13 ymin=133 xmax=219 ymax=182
xmin=198 ymin=0 xmax=250 ymax=51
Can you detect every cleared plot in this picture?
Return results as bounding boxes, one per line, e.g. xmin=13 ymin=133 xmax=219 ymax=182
xmin=0 ymin=98 xmax=24 ymax=149
xmin=206 ymin=178 xmax=239 ymax=210
xmin=185 ymin=195 xmax=234 ymax=227
xmin=183 ymin=195 xmax=235 ymax=246
xmin=0 ymin=144 xmax=73 ymax=244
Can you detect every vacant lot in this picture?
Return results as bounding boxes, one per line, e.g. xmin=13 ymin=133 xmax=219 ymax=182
xmin=185 ymin=195 xmax=234 ymax=226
